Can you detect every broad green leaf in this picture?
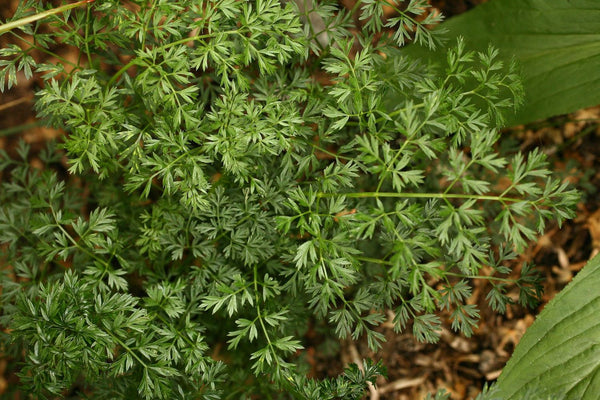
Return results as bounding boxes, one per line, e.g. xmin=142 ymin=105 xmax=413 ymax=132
xmin=400 ymin=0 xmax=600 ymax=126
xmin=493 ymin=253 xmax=600 ymax=399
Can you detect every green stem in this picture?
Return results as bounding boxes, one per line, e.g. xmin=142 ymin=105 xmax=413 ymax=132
xmin=11 ymin=31 xmax=80 ymax=70
xmin=376 ymin=103 xmax=425 ymax=125
xmin=107 ymin=58 xmax=138 ymax=87
xmin=316 ymin=191 xmax=524 ymax=203
xmin=110 ymin=332 xmax=149 ymax=369
xmin=253 ymin=265 xmax=282 ymax=373
xmin=155 ymin=313 xmax=198 ymax=350
xmin=356 ymin=256 xmax=517 ymax=284
xmin=107 ymin=29 xmax=241 ymax=87
xmin=0 ymin=0 xmax=94 ymax=35
xmin=309 ymin=142 xmax=353 ymax=161
xmin=141 ymin=0 xmax=158 ymax=46
xmin=83 ymin=5 xmax=93 ymax=67
xmin=375 ymin=130 xmax=414 ymax=193
xmin=444 ymin=158 xmax=475 ymax=195
xmin=0 ymin=121 xmax=43 ymax=137
xmin=444 ymin=271 xmax=516 ymax=284
xmin=355 ymin=255 xmax=389 ymax=265
xmin=51 ymin=208 xmax=111 ymax=271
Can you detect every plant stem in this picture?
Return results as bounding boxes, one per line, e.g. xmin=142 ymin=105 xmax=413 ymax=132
xmin=0 ymin=121 xmax=43 ymax=137
xmin=317 ymin=191 xmax=525 ymax=203
xmin=0 ymin=0 xmax=95 ymax=35
xmin=0 ymin=95 xmax=33 ymax=112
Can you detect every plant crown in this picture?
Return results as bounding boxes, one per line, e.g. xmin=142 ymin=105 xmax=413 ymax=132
xmin=0 ymin=0 xmax=578 ymax=398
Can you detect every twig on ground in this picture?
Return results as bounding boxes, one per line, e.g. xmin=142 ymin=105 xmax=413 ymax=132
xmin=378 ymin=376 xmax=426 ymax=394
xmin=0 ymin=95 xmax=33 ymax=113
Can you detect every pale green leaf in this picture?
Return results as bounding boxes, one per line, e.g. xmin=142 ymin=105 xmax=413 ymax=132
xmin=494 ymin=253 xmax=600 ymax=399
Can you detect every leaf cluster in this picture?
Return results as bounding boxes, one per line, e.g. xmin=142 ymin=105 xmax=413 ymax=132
xmin=0 ymin=0 xmax=578 ymax=398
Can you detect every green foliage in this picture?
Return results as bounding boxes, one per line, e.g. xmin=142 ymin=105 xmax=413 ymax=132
xmin=398 ymin=0 xmax=600 ymax=125
xmin=0 ymin=0 xmax=578 ymax=398
xmin=427 ymin=384 xmax=566 ymax=400
xmin=489 ymin=253 xmax=600 ymax=400
xmin=291 ymin=359 xmax=386 ymax=399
